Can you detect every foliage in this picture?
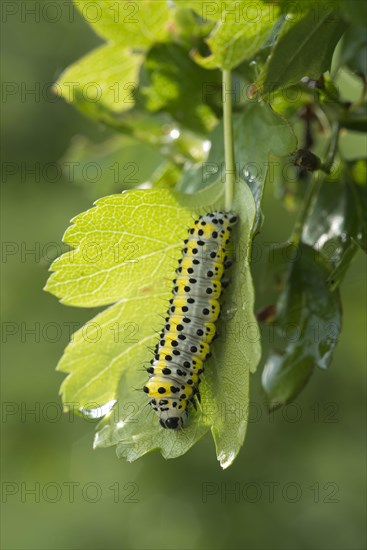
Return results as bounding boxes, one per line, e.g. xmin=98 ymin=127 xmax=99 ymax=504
xmin=46 ymin=0 xmax=366 ymax=467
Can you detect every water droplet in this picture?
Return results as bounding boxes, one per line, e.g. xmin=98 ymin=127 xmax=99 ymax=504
xmin=203 ymin=140 xmax=211 ymax=153
xmin=169 ymin=128 xmax=180 ymax=139
xmin=80 ymin=400 xmax=116 ymax=419
xmin=243 ymin=168 xmax=256 ymax=183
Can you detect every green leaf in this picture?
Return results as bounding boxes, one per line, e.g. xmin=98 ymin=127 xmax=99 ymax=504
xmin=193 ymin=1 xmax=279 ymax=69
xmin=258 ymin=8 xmax=347 ymax=94
xmin=338 ymin=0 xmax=367 ymax=27
xmin=96 ymin=108 xmax=208 ymax=166
xmin=262 ymin=243 xmax=342 ymax=406
xmin=209 ymin=179 xmax=260 ymax=467
xmin=174 ymin=5 xmax=215 ymax=47
xmin=45 ymin=190 xmax=197 ymax=307
xmin=233 ymin=102 xmax=297 ymax=166
xmin=150 ymin=160 xmax=182 ymax=189
xmin=178 ymin=0 xmax=230 ymax=20
xmin=339 ymin=27 xmax=367 ymax=75
xmin=271 ymin=155 xmax=312 ymax=213
xmin=56 ymin=1 xmax=172 ymax=119
xmin=61 ymin=134 xmax=164 ymax=196
xmin=178 ymin=102 xmax=297 ymax=231
xmin=261 ymin=159 xmax=365 ymax=405
xmin=74 ymin=0 xmax=172 ymax=47
xmin=327 ymin=240 xmax=359 ymax=292
xmin=233 ymin=102 xmax=297 ymax=228
xmin=55 ymin=43 xmax=143 ymax=118
xmin=302 ymin=160 xmax=367 ymax=288
xmin=139 ymin=43 xmax=221 ymax=133
xmin=45 ymin=182 xmax=260 ymax=467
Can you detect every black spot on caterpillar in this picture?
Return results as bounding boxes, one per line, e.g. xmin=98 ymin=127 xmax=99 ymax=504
xmin=143 ymin=211 xmax=238 ymax=429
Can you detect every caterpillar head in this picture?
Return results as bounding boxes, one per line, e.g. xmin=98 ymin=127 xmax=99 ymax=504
xmin=159 ymin=409 xmax=187 ymax=430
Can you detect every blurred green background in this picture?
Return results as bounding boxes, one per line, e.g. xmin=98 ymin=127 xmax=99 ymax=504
xmin=1 ymin=4 xmax=366 ymax=550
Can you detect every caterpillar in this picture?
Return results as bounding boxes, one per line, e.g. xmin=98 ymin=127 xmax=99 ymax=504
xmin=143 ymin=211 xmax=238 ymax=430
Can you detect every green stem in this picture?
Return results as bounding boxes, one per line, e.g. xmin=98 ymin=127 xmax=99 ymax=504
xmin=222 ymin=69 xmax=235 ymax=211
xmin=323 ymin=121 xmax=340 ymax=173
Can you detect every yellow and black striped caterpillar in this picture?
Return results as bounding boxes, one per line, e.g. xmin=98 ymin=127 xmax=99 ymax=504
xmin=143 ymin=211 xmax=238 ymax=429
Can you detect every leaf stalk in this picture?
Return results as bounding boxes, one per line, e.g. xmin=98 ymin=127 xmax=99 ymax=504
xmin=222 ymin=69 xmax=236 ymax=211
